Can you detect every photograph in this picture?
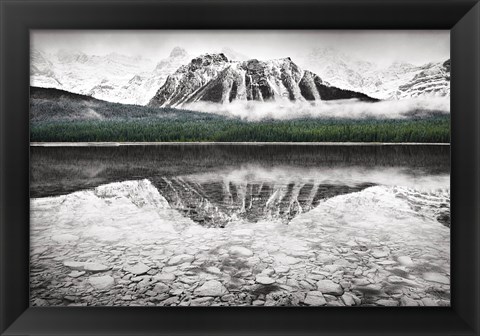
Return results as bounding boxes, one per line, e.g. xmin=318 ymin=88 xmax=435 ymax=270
xmin=29 ymin=30 xmax=451 ymax=307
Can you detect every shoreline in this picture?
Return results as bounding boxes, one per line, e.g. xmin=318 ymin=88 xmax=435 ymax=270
xmin=30 ymin=142 xmax=451 ymax=147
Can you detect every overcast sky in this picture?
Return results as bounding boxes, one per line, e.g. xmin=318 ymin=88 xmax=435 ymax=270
xmin=31 ymin=30 xmax=449 ymax=67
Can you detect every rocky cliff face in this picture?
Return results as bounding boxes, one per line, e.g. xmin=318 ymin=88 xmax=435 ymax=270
xmin=391 ymin=59 xmax=450 ymax=99
xmin=148 ymin=54 xmax=378 ymax=107
xmin=148 ymin=53 xmax=231 ymax=107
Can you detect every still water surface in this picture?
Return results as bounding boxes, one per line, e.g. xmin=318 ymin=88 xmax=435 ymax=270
xmin=30 ymin=145 xmax=450 ymax=306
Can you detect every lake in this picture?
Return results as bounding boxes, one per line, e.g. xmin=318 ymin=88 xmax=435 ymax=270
xmin=30 ymin=144 xmax=451 ymax=307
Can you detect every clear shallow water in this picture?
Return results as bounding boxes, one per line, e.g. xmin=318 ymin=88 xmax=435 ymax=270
xmin=30 ymin=145 xmax=450 ymax=307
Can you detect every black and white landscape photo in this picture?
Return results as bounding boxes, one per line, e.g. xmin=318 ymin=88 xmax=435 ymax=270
xmin=30 ymin=30 xmax=451 ymax=307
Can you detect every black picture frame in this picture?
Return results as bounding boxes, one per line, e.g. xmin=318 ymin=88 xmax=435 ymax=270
xmin=1 ymin=0 xmax=479 ymax=335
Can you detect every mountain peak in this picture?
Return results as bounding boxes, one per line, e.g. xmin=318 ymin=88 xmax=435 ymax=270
xmin=148 ymin=54 xmax=378 ymax=107
xmin=169 ymin=47 xmax=188 ymax=58
xmin=189 ymin=53 xmax=229 ymax=68
xmin=278 ymin=56 xmax=293 ymax=63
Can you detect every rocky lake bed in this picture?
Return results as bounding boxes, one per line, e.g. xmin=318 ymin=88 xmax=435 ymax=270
xmin=30 ymin=177 xmax=450 ymax=307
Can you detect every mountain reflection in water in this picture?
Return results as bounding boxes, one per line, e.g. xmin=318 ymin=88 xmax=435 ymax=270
xmin=31 ymin=144 xmax=450 ymax=228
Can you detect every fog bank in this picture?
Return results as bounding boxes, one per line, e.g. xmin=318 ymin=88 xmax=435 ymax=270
xmin=183 ymin=97 xmax=450 ymax=121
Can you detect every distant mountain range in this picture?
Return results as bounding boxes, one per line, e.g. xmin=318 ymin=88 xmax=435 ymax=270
xmin=31 ymin=46 xmax=450 ymax=106
xmin=297 ymin=47 xmax=450 ymax=99
xmin=31 ymin=48 xmax=190 ymax=105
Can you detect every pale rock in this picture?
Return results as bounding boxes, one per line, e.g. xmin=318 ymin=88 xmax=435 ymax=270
xmin=326 ymin=301 xmax=344 ymax=306
xmin=124 ymin=263 xmax=150 ymax=275
xmin=324 ymin=264 xmax=342 ymax=273
xmin=153 ymin=282 xmax=169 ymax=293
xmin=154 ymin=273 xmax=176 ymax=282
xmin=334 ymin=259 xmax=353 ymax=267
xmin=388 ymin=275 xmax=406 ymax=283
xmin=168 ymin=254 xmax=195 ymax=265
xmin=84 ymin=263 xmax=110 ymax=272
xmin=194 ymin=280 xmax=228 ymax=297
xmin=190 ymin=297 xmax=214 ymax=306
xmin=299 ymin=280 xmax=315 ymax=290
xmin=274 ymin=255 xmax=300 ymax=265
xmin=206 ymin=266 xmax=222 ymax=275
xmin=89 ymin=275 xmax=115 ymax=290
xmin=397 ymin=256 xmax=414 ymax=266
xmin=422 ymin=272 xmax=449 ymax=285
xmin=137 ymin=279 xmax=150 ymax=288
xmin=400 ymin=296 xmax=419 ymax=306
xmin=33 ymin=298 xmax=48 ymax=306
xmin=68 ymin=270 xmax=86 ymax=278
xmin=316 ymin=279 xmax=344 ymax=295
xmin=303 ymin=291 xmax=327 ymax=306
xmin=221 ymin=294 xmax=236 ymax=302
xmin=255 ymin=276 xmax=276 ymax=285
xmin=341 ymin=292 xmax=360 ymax=306
xmin=228 ymin=246 xmax=254 ymax=257
xmin=353 ymin=278 xmax=370 ymax=286
xmin=322 ymin=294 xmax=337 ymax=303
xmin=261 ymin=269 xmax=275 ymax=276
xmin=63 ymin=261 xmax=86 ymax=270
xmin=275 ymin=266 xmax=290 ymax=273
xmin=339 ymin=280 xmax=351 ymax=289
xmin=376 ymin=299 xmax=399 ymax=306
xmin=286 ymin=278 xmax=299 ymax=287
xmin=421 ymin=298 xmax=438 ymax=306
xmin=376 ymin=260 xmax=398 ymax=265
xmin=371 ymin=248 xmax=390 ymax=259
xmin=162 ymin=296 xmax=179 ymax=305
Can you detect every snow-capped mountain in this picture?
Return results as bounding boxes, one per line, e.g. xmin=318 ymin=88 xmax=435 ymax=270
xmin=297 ymin=47 xmax=450 ymax=100
xmin=296 ymin=47 xmax=381 ymax=96
xmin=31 ymin=46 xmax=450 ymax=106
xmin=148 ymin=53 xmax=378 ymax=107
xmin=30 ymin=48 xmax=191 ymax=105
xmin=115 ymin=47 xmax=192 ymax=105
xmin=391 ymin=60 xmax=450 ymax=99
xmin=30 ymin=49 xmax=63 ymax=88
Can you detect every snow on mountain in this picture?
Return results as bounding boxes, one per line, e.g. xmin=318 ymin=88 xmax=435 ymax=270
xmin=391 ymin=60 xmax=450 ymax=99
xmin=30 ymin=49 xmax=63 ymax=88
xmin=117 ymin=47 xmax=191 ymax=105
xmin=148 ymin=54 xmax=378 ymax=108
xmin=297 ymin=47 xmax=450 ymax=100
xmin=30 ymin=47 xmax=191 ymax=105
xmin=31 ymin=45 xmax=449 ymax=106
xmin=148 ymin=53 xmax=232 ymax=107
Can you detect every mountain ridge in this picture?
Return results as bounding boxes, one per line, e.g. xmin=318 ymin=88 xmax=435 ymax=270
xmin=148 ymin=54 xmax=379 ymax=108
xmin=297 ymin=47 xmax=450 ymax=100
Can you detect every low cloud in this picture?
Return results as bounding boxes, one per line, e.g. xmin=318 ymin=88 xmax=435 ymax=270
xmin=183 ymin=97 xmax=450 ymax=121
